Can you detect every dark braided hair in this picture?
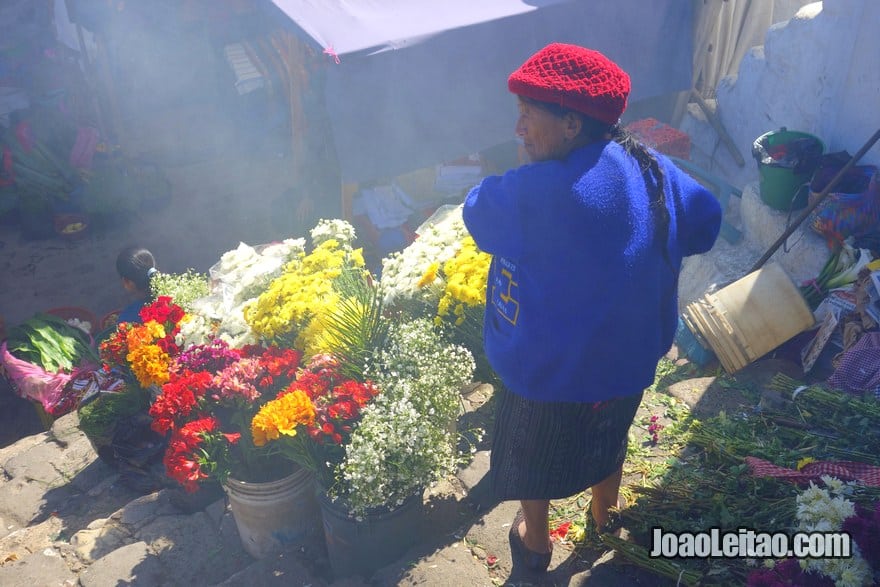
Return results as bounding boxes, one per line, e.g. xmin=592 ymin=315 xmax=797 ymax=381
xmin=584 ymin=118 xmax=671 ymax=266
xmin=525 ymin=97 xmax=672 ymax=267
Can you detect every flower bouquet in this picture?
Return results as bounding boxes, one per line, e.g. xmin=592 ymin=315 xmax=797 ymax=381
xmin=78 ymin=296 xmax=188 ymax=464
xmin=99 ymin=295 xmax=186 ymax=389
xmin=379 ymin=204 xmax=469 ymax=313
xmin=149 ymin=339 xmax=303 ymax=492
xmin=344 ymin=317 xmax=476 ymax=515
xmin=250 ymin=317 xmax=475 ymax=577
xmin=243 ymin=220 xmax=369 ymax=358
xmin=149 ymin=269 xmax=210 ymax=313
xmin=173 ymin=238 xmax=307 ymax=350
xmin=250 ymin=354 xmax=379 ymax=490
xmin=419 ymin=233 xmax=492 ymax=381
xmin=748 ymin=476 xmax=879 ymax=586
xmin=252 ymin=318 xmax=475 ymax=517
xmin=378 ymin=205 xmax=495 ymax=383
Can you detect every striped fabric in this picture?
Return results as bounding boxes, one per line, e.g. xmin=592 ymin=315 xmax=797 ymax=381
xmin=489 ymin=386 xmax=643 ymax=500
xmin=746 ymin=457 xmax=880 ymax=487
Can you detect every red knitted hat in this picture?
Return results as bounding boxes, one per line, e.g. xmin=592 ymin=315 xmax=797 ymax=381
xmin=508 ymin=43 xmax=630 ymax=125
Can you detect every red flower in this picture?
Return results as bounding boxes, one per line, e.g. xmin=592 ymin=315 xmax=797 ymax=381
xmin=222 ymin=432 xmax=241 ymax=444
xmin=156 ymin=337 xmax=180 ymax=356
xmin=163 ymin=416 xmax=218 ymax=493
xmin=140 ymin=296 xmax=185 ymax=327
xmin=150 ymin=370 xmax=213 ymax=434
xmin=327 ymin=399 xmax=357 ymax=420
xmin=267 ymin=353 xmax=381 ymax=448
xmin=550 ymin=521 xmax=571 ymax=541
xmin=343 ymin=380 xmax=379 ymax=406
xmin=260 ymin=347 xmax=302 ymax=379
xmin=98 ymin=323 xmax=133 ymax=370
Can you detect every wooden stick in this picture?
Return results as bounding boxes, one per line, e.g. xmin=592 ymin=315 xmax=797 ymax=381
xmin=691 ymin=90 xmax=745 ymax=167
xmin=749 ymin=127 xmax=880 ymax=273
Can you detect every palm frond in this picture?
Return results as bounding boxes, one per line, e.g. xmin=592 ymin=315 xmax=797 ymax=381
xmin=326 ymin=270 xmax=389 ymax=380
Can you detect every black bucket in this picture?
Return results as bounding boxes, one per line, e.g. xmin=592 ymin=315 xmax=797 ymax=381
xmin=318 ymin=489 xmax=423 ymax=579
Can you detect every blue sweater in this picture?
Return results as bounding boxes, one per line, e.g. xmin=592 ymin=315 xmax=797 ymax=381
xmin=463 ymin=141 xmax=721 ymax=402
xmin=117 ymin=299 xmax=147 ymax=325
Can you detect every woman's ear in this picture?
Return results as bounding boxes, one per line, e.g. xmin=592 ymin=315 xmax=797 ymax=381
xmin=563 ymin=112 xmax=583 ymax=139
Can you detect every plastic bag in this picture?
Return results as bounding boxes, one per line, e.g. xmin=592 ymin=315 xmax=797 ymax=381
xmin=208 ymin=240 xmax=305 ymax=308
xmin=1 ymin=341 xmax=75 ymax=415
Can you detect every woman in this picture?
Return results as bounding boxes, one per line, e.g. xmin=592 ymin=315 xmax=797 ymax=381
xmin=462 ymin=43 xmax=722 ymax=572
xmin=115 ymin=245 xmax=157 ymax=325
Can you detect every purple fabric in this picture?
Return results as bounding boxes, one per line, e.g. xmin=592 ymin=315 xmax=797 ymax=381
xmin=827 ymin=332 xmax=880 ymax=398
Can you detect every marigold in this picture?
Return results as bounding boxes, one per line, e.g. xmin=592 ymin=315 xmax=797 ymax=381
xmin=127 ymin=343 xmax=171 ymax=388
xmin=251 ymin=390 xmax=316 ymax=447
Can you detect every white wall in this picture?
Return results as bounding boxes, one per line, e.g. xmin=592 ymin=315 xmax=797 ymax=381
xmin=684 ymin=0 xmax=880 ymax=191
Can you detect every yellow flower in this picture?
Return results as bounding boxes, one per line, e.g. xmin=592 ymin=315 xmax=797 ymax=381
xmin=245 ymin=239 xmax=365 ymax=343
xmin=796 ymin=457 xmax=815 ymax=471
xmin=127 ymin=343 xmax=170 ymax=388
xmin=251 ymin=390 xmax=316 ymax=447
xmin=417 ymin=262 xmax=441 ymax=288
xmin=434 ymin=236 xmax=491 ymax=326
xmin=437 ymin=295 xmax=452 ymax=317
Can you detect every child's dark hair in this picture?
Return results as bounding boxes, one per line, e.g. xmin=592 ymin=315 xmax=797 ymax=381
xmin=116 ymin=246 xmax=156 ymax=292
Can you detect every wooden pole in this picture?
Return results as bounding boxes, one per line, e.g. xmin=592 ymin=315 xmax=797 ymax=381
xmin=691 ymin=90 xmax=745 ymax=167
xmin=749 ymin=127 xmax=880 ymax=273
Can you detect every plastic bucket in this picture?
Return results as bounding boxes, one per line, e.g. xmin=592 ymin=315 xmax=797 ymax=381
xmin=318 ymin=489 xmax=423 ymax=579
xmin=674 ymin=317 xmax=716 ymax=367
xmin=752 ymin=129 xmax=824 ymax=211
xmin=684 ymin=262 xmax=814 ymax=373
xmin=224 ymin=467 xmax=320 ymax=559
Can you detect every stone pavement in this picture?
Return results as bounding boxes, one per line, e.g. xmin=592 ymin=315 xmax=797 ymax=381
xmin=0 ymin=388 xmax=664 ymax=587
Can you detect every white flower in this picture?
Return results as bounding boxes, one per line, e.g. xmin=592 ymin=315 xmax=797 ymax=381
xmin=379 ymin=205 xmax=468 ymax=307
xmin=175 ymin=313 xmax=214 ymax=348
xmin=310 ymin=219 xmax=356 ymax=247
xmin=337 ymin=318 xmax=475 ymax=516
xmin=793 ymin=478 xmax=871 ymax=586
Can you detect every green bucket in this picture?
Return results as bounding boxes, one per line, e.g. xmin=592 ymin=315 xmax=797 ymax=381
xmin=752 ymin=128 xmax=824 ymax=211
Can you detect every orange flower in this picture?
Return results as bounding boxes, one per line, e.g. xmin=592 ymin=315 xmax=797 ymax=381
xmin=127 ymin=341 xmax=171 ymax=388
xmin=251 ymin=390 xmax=316 ymax=447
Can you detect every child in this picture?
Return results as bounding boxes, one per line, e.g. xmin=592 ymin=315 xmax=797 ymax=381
xmin=115 ymin=246 xmax=156 ymax=325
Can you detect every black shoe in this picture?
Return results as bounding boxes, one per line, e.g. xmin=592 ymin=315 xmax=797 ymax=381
xmin=508 ymin=511 xmax=552 ymax=573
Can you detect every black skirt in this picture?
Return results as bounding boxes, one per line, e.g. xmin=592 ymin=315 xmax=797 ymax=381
xmin=489 ymin=386 xmax=643 ymax=501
